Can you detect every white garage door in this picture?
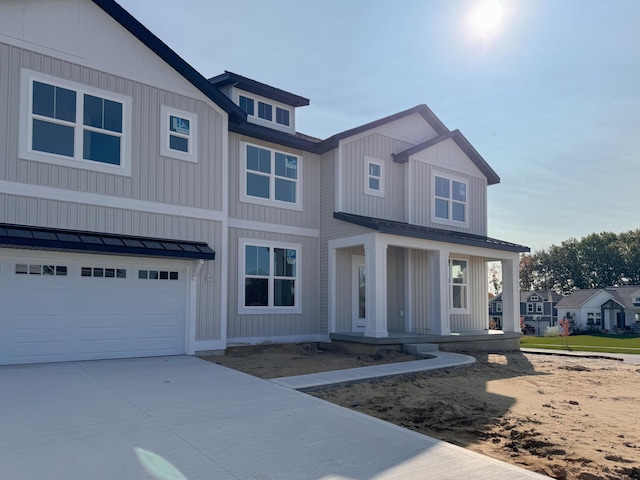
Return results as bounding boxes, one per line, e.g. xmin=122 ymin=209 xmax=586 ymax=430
xmin=0 ymin=251 xmax=188 ymax=365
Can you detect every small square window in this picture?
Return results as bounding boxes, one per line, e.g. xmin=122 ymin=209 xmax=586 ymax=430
xmin=276 ymin=107 xmax=290 ymax=126
xmin=117 ymin=269 xmax=127 ymax=278
xmin=15 ymin=264 xmax=28 ymax=275
xmin=258 ymin=102 xmax=272 ymax=121
xmin=169 ymin=271 xmax=179 ymax=280
xmin=159 ymin=271 xmax=169 ymax=280
xmin=105 ymin=268 xmax=115 ymax=278
xmin=81 ymin=267 xmax=92 ymax=277
xmin=29 ymin=264 xmax=42 ymax=275
xmin=93 ymin=268 xmax=104 ymax=278
xmin=42 ymin=265 xmax=55 ymax=276
xmin=56 ymin=266 xmax=68 ymax=276
xmin=138 ymin=270 xmax=148 ymax=279
xmin=239 ymin=96 xmax=254 ymax=115
xmin=149 ymin=270 xmax=159 ymax=280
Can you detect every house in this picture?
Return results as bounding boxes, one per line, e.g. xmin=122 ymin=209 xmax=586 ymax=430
xmin=0 ymin=0 xmax=529 ymax=366
xmin=556 ymin=286 xmax=640 ymax=332
xmin=489 ymin=290 xmax=562 ymax=334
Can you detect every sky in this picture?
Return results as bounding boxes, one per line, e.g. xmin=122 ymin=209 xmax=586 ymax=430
xmin=118 ymin=0 xmax=640 ymax=252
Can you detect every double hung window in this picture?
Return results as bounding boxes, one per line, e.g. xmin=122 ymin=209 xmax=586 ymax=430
xmin=364 ymin=157 xmax=384 ymax=197
xmin=449 ymin=259 xmax=468 ymax=311
xmin=160 ymin=106 xmax=197 ymax=161
xmin=244 ymin=143 xmax=300 ymax=208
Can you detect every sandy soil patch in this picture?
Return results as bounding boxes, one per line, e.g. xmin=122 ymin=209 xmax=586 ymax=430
xmin=203 ymin=345 xmax=640 ymax=480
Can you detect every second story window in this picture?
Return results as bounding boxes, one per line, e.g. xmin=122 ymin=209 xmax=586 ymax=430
xmin=276 ymin=107 xmax=290 ymax=126
xmin=160 ymin=106 xmax=197 ymax=162
xmin=239 ymin=95 xmax=254 ymax=115
xmin=364 ymin=157 xmax=384 ymax=197
xmin=434 ymin=175 xmax=467 ymax=225
xmin=243 ymin=143 xmax=301 ymax=208
xmin=258 ymin=102 xmax=272 ymax=121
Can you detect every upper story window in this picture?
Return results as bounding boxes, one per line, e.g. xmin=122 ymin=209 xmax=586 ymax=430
xmin=449 ymin=258 xmax=468 ymax=312
xmin=364 ymin=157 xmax=384 ymax=197
xmin=235 ymin=91 xmax=294 ymax=132
xmin=276 ymin=107 xmax=290 ymax=126
xmin=160 ymin=105 xmax=197 ymax=162
xmin=20 ymin=70 xmax=131 ymax=176
xmin=527 ymin=303 xmax=534 ymax=313
xmin=241 ymin=142 xmax=301 ymax=210
xmin=433 ymin=174 xmax=468 ymax=226
xmin=536 ymin=303 xmax=543 ymax=313
xmin=530 ymin=295 xmax=539 ymax=301
xmin=239 ymin=95 xmax=254 ymax=115
xmin=258 ymin=102 xmax=272 ymax=121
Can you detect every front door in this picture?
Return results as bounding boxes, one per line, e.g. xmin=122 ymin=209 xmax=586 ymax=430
xmin=617 ymin=311 xmax=625 ymax=329
xmin=352 ymin=256 xmax=366 ymax=331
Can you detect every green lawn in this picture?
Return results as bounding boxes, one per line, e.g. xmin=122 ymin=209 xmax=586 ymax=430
xmin=520 ymin=333 xmax=640 ymax=354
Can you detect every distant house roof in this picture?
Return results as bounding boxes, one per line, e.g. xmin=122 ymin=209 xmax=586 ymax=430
xmin=556 ymin=289 xmax=609 ymax=308
xmin=0 ymin=223 xmax=215 ymax=260
xmin=604 ymin=286 xmax=640 ymax=309
xmin=91 ymin=0 xmax=245 ymax=123
xmin=392 ymin=129 xmax=500 ymax=186
xmin=520 ymin=290 xmax=564 ymax=303
xmin=334 ymin=212 xmax=529 ymax=253
xmin=209 ymin=71 xmax=310 ymax=107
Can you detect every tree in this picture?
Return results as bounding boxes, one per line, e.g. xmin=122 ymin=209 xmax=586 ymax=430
xmin=488 ymin=262 xmax=502 ymax=296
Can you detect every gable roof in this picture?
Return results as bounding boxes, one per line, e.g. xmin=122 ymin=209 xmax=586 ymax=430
xmin=391 ymin=129 xmax=500 ymax=186
xmin=209 ymin=71 xmax=310 ymax=107
xmin=334 ymin=212 xmax=529 ymax=253
xmin=556 ymin=289 xmax=609 ymax=308
xmin=604 ymin=286 xmax=640 ymax=309
xmin=91 ymin=0 xmax=245 ymax=123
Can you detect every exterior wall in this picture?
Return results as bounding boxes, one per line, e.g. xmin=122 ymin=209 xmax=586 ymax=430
xmin=228 ymin=133 xmax=320 ymax=229
xmin=386 ymin=246 xmax=405 ymax=332
xmin=334 ymin=246 xmax=365 ymax=332
xmin=450 ymin=255 xmax=488 ymax=332
xmin=226 ymin=227 xmax=321 ymax=340
xmin=410 ymin=249 xmax=431 ymax=334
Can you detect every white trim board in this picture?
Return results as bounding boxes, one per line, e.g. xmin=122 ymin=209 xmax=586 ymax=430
xmin=228 ymin=218 xmax=319 ymax=238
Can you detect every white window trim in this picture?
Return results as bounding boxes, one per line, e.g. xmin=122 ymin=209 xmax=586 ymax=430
xmin=536 ymin=303 xmax=543 ymax=313
xmin=431 ymin=172 xmax=469 ymax=227
xmin=449 ymin=257 xmax=469 ymax=314
xmin=233 ymin=89 xmax=294 ymax=133
xmin=496 ymin=302 xmax=502 ymax=313
xmin=238 ymin=238 xmax=302 ymax=315
xmin=19 ymin=69 xmax=132 ymax=176
xmin=527 ymin=303 xmax=534 ymax=313
xmin=240 ymin=141 xmax=303 ymax=211
xmin=364 ymin=156 xmax=385 ymax=198
xmin=160 ymin=105 xmax=198 ymax=163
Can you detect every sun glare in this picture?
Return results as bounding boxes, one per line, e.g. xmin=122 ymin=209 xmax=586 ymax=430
xmin=468 ymin=0 xmax=505 ymax=35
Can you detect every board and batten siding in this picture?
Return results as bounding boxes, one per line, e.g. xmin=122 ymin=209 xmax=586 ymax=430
xmin=227 ymin=227 xmax=320 ymax=339
xmin=227 ymin=133 xmax=320 ymax=229
xmin=410 ymin=249 xmax=431 ymax=334
xmin=0 ymin=42 xmax=225 ymax=211
xmin=0 ymin=192 xmax=223 ymax=342
xmin=340 ymin=133 xmax=412 ymax=222
xmin=386 ymin=246 xmax=406 ymax=332
xmin=333 ymin=246 xmax=365 ymax=332
xmin=450 ymin=256 xmax=489 ymax=332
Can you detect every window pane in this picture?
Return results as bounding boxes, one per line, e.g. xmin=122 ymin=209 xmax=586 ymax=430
xmin=435 ymin=176 xmax=449 ymax=198
xmin=451 ymin=260 xmax=466 ymax=283
xmin=149 ymin=270 xmax=159 ymax=279
xmin=33 ymin=81 xmax=55 ymax=118
xmin=452 ymin=285 xmax=466 ymax=309
xmin=138 ymin=270 xmax=148 ymax=279
xmin=56 ymin=266 xmax=68 ymax=276
xmin=274 ymin=248 xmax=296 ymax=277
xmin=116 ymin=269 xmax=127 ymax=278
xmin=239 ymin=96 xmax=254 ymax=115
xmin=103 ymin=99 xmax=123 ymax=133
xmin=82 ymin=267 xmax=92 ymax=277
xmin=169 ymin=115 xmax=189 ymax=135
xmin=160 ymin=271 xmax=169 ymax=280
xmin=452 ymin=181 xmax=466 ymax=202
xmin=274 ymin=279 xmax=295 ymax=306
xmin=435 ymin=198 xmax=448 ymax=219
xmin=83 ymin=94 xmax=103 ymax=129
xmin=83 ymin=130 xmax=121 ymax=165
xmin=29 ymin=264 xmax=41 ymax=275
xmin=245 ymin=245 xmax=270 ymax=276
xmin=258 ymin=102 xmax=272 ymax=121
xmin=43 ymin=265 xmax=55 ymax=276
xmin=170 ymin=135 xmax=189 ymax=152
xmin=369 ymin=163 xmax=381 ymax=177
xmin=452 ymin=202 xmax=465 ymax=222
xmin=275 ymin=178 xmax=296 ymax=203
xmin=247 ymin=173 xmax=270 ymax=198
xmin=369 ymin=178 xmax=380 ymax=190
xmin=275 ymin=153 xmax=297 ymax=179
xmin=56 ymin=87 xmax=77 ymax=122
xmin=245 ymin=278 xmax=268 ymax=306
xmin=169 ymin=271 xmax=178 ymax=280
xmin=246 ymin=146 xmax=271 ymax=173
xmin=93 ymin=268 xmax=104 ymax=277
xmin=15 ymin=264 xmax=28 ymax=274
xmin=33 ymin=120 xmax=75 ymax=157
xmin=276 ymin=107 xmax=289 ymax=126
xmin=105 ymin=268 xmax=115 ymax=278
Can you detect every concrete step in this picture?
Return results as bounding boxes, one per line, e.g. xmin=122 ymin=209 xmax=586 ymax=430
xmin=403 ymin=343 xmax=439 ymax=356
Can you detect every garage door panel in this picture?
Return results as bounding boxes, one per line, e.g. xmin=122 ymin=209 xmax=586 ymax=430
xmin=0 ymin=254 xmax=189 ymax=365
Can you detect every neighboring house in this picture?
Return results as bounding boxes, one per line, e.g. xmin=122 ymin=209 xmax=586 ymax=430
xmin=489 ymin=290 xmax=563 ymax=334
xmin=556 ymin=286 xmax=640 ymax=332
xmin=0 ymin=0 xmax=529 ymax=366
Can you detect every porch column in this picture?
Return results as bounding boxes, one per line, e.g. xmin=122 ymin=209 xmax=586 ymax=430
xmin=501 ymin=256 xmax=520 ymax=333
xmin=427 ymin=249 xmax=451 ymax=335
xmin=364 ymin=238 xmax=388 ymax=338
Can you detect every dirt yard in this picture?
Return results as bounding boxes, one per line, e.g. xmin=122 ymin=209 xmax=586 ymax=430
xmin=204 ymin=345 xmax=640 ymax=480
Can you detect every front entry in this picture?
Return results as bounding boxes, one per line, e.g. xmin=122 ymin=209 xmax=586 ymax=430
xmin=352 ymin=255 xmax=366 ymax=331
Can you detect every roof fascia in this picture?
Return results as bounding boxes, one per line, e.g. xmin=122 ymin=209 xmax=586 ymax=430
xmin=91 ymin=0 xmax=246 ymax=123
xmin=209 ymin=72 xmax=310 ymax=107
xmin=229 ymin=123 xmax=320 ymax=153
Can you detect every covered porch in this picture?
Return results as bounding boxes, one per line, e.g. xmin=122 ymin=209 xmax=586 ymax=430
xmin=327 ymin=214 xmax=529 ymax=350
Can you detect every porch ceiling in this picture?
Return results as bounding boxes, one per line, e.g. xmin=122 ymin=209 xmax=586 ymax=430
xmin=333 ymin=212 xmax=529 ymax=253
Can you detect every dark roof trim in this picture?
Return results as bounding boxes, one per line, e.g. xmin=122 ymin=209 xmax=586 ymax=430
xmin=392 ymin=129 xmax=500 ymax=185
xmin=0 ymin=224 xmax=215 ymax=260
xmin=334 ymin=212 xmax=529 ymax=253
xmin=229 ymin=122 xmax=320 ymax=153
xmin=209 ymin=71 xmax=310 ymax=107
xmin=91 ymin=0 xmax=245 ymax=123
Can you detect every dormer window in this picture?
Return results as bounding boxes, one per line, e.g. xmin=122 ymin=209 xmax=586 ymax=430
xmin=258 ymin=102 xmax=272 ymax=121
xmin=239 ymin=95 xmax=254 ymax=115
xmin=234 ymin=91 xmax=295 ymax=133
xmin=276 ymin=107 xmax=290 ymax=126
xmin=530 ymin=295 xmax=539 ymax=301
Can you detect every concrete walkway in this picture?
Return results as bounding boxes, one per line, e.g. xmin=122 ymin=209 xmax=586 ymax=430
xmin=0 ymin=355 xmax=550 ymax=480
xmin=521 ymin=347 xmax=640 ymax=364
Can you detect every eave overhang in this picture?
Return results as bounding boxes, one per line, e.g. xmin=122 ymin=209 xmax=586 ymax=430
xmin=209 ymin=71 xmax=310 ymax=107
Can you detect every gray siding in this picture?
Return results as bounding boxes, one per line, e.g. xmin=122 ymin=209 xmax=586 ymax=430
xmin=450 ymin=256 xmax=488 ymax=332
xmin=411 ymin=161 xmax=487 ymax=236
xmin=334 ymin=246 xmax=365 ymax=332
xmin=0 ymin=193 xmax=223 ymax=341
xmin=387 ymin=246 xmax=406 ymax=332
xmin=227 ymin=227 xmax=320 ymax=339
xmin=228 ymin=133 xmax=320 ymax=229
xmin=340 ymin=133 xmax=412 ymax=222
xmin=410 ymin=249 xmax=431 ymax=334
xmin=0 ymin=42 xmax=224 ymax=210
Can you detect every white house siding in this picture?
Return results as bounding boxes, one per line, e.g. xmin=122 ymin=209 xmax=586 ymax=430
xmin=387 ymin=246 xmax=406 ymax=332
xmin=409 ymin=147 xmax=488 ymax=236
xmin=0 ymin=192 xmax=223 ymax=343
xmin=333 ymin=246 xmax=365 ymax=332
xmin=227 ymin=133 xmax=320 ymax=229
xmin=450 ymin=256 xmax=488 ymax=332
xmin=340 ymin=133 xmax=413 ymax=222
xmin=226 ymin=227 xmax=320 ymax=341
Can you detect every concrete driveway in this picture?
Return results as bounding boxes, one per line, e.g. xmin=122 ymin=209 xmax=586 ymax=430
xmin=0 ymin=356 xmax=549 ymax=479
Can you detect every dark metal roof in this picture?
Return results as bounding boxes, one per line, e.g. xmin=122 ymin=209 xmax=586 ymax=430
xmin=392 ymin=129 xmax=500 ymax=185
xmin=334 ymin=212 xmax=530 ymax=253
xmin=91 ymin=0 xmax=245 ymax=123
xmin=209 ymin=71 xmax=310 ymax=107
xmin=0 ymin=224 xmax=215 ymax=260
